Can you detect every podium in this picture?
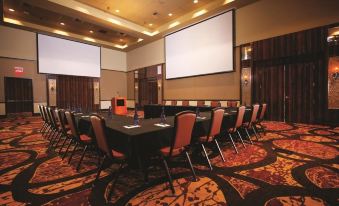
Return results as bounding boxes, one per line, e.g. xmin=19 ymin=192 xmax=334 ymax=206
xmin=111 ymin=97 xmax=127 ymax=115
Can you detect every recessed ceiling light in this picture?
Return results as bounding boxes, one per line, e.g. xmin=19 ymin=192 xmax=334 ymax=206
xmin=60 ymin=22 xmax=65 ymax=26
xmin=115 ymin=9 xmax=120 ymax=13
xmin=89 ymin=30 xmax=94 ymax=33
xmin=168 ymin=13 xmax=173 ymax=16
xmin=119 ymin=38 xmax=123 ymax=42
xmin=8 ymin=8 xmax=15 ymax=12
xmin=193 ymin=0 xmax=198 ymax=3
xmin=149 ymin=23 xmax=153 ymax=26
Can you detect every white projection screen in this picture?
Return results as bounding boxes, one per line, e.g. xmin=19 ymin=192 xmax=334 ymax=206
xmin=165 ymin=10 xmax=234 ymax=79
xmin=38 ymin=34 xmax=100 ymax=77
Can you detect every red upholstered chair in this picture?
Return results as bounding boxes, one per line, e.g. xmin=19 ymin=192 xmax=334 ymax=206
xmin=42 ymin=106 xmax=54 ymax=140
xmin=227 ymin=101 xmax=238 ymax=107
xmin=38 ymin=105 xmax=48 ymax=134
xmin=90 ymin=114 xmax=127 ymax=201
xmin=171 ymin=100 xmax=177 ymax=106
xmin=46 ymin=107 xmax=62 ymax=149
xmin=159 ymin=111 xmax=197 ymax=194
xmin=198 ymin=108 xmax=225 ymax=170
xmin=242 ymin=104 xmax=260 ymax=142
xmin=64 ymin=111 xmax=94 ymax=171
xmin=226 ymin=106 xmax=247 ymax=153
xmin=55 ymin=109 xmax=72 ymax=154
xmin=211 ymin=101 xmax=220 ymax=107
xmin=197 ymin=100 xmax=205 ymax=107
xmin=182 ymin=100 xmax=189 ymax=106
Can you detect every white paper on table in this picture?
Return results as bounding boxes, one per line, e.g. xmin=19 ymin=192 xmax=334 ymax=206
xmin=81 ymin=115 xmax=90 ymax=118
xmin=123 ymin=125 xmax=141 ymax=129
xmin=154 ymin=123 xmax=171 ymax=127
xmin=197 ymin=116 xmax=206 ymax=119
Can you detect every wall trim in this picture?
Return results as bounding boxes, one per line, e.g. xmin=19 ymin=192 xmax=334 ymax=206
xmin=0 ymin=56 xmax=36 ymax=61
xmin=101 ymin=68 xmax=127 ymax=73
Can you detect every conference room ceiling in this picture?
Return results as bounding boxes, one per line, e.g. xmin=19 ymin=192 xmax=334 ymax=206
xmin=2 ymin=0 xmax=258 ymax=51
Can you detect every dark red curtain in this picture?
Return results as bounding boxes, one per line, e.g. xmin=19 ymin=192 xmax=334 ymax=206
xmin=56 ymin=75 xmax=97 ymax=111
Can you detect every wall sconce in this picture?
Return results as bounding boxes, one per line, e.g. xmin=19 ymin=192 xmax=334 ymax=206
xmin=333 ymin=67 xmax=339 ymax=80
xmin=243 ymin=75 xmax=249 ymax=86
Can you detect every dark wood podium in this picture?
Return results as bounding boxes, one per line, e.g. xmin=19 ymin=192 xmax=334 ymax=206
xmin=111 ymin=97 xmax=127 ymax=115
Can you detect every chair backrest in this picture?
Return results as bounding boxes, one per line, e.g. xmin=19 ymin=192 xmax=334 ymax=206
xmin=47 ymin=107 xmax=58 ymax=128
xmin=211 ymin=101 xmax=220 ymax=107
xmin=248 ymin=104 xmax=259 ymax=127
xmin=227 ymin=101 xmax=238 ymax=107
xmin=259 ymin=103 xmax=267 ymax=121
xmin=171 ymin=100 xmax=177 ymax=106
xmin=197 ymin=100 xmax=205 ymax=107
xmin=171 ymin=111 xmax=196 ymax=156
xmin=65 ymin=111 xmax=79 ymax=138
xmin=56 ymin=109 xmax=68 ymax=134
xmin=208 ymin=108 xmax=225 ymax=140
xmin=90 ymin=115 xmax=112 ymax=158
xmin=234 ymin=106 xmax=246 ymax=129
xmin=42 ymin=106 xmax=50 ymax=124
xmin=182 ymin=100 xmax=189 ymax=106
xmin=38 ymin=105 xmax=45 ymax=122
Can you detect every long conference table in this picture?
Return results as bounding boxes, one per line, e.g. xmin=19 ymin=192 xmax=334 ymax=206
xmin=76 ymin=107 xmax=251 ymax=178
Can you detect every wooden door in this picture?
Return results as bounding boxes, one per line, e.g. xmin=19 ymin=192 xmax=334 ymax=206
xmin=148 ymin=80 xmax=158 ymax=105
xmin=5 ymin=77 xmax=33 ymax=115
xmin=285 ymin=58 xmax=326 ymax=123
xmin=252 ymin=64 xmax=285 ymax=121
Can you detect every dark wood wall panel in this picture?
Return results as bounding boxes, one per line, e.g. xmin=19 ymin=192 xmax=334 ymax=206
xmin=252 ymin=25 xmax=338 ymax=124
xmin=56 ymin=75 xmax=97 ymax=111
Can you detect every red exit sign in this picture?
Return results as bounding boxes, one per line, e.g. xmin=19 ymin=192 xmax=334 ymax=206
xmin=14 ymin=67 xmax=24 ymax=73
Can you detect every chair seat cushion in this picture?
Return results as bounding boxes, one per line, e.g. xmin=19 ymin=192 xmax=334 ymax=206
xmin=80 ymin=134 xmax=92 ymax=143
xmin=160 ymin=146 xmax=184 ymax=157
xmin=112 ymin=149 xmax=126 ymax=160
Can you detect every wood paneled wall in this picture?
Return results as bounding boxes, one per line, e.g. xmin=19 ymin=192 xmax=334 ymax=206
xmin=251 ymin=25 xmax=339 ymax=124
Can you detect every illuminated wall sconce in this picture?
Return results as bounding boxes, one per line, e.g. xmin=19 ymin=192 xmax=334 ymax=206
xmin=243 ymin=75 xmax=249 ymax=86
xmin=333 ymin=67 xmax=339 ymax=80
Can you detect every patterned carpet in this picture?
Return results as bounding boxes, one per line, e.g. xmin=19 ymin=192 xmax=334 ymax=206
xmin=0 ymin=116 xmax=338 ymax=206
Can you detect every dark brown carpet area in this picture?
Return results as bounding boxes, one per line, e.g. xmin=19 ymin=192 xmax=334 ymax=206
xmin=0 ymin=116 xmax=338 ymax=206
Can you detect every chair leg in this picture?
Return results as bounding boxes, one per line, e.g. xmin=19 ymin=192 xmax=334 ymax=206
xmin=252 ymin=125 xmax=260 ymax=141
xmin=53 ymin=133 xmax=64 ymax=147
xmin=58 ymin=136 xmax=69 ymax=154
xmin=93 ymin=155 xmax=106 ymax=187
xmin=76 ymin=145 xmax=88 ymax=171
xmin=62 ymin=139 xmax=74 ymax=159
xmin=244 ymin=128 xmax=253 ymax=144
xmin=214 ymin=139 xmax=225 ymax=162
xmin=185 ymin=151 xmax=197 ymax=182
xmin=201 ymin=144 xmax=213 ymax=170
xmin=228 ymin=133 xmax=238 ymax=154
xmin=236 ymin=130 xmax=246 ymax=148
xmin=252 ymin=125 xmax=262 ymax=139
xmin=107 ymin=162 xmax=124 ymax=201
xmin=161 ymin=156 xmax=175 ymax=194
xmin=68 ymin=142 xmax=79 ymax=164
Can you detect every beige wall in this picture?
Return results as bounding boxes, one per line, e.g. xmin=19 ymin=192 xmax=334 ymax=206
xmin=101 ymin=47 xmax=127 ymax=71
xmin=127 ymin=71 xmax=135 ymax=99
xmin=0 ymin=26 xmax=37 ymax=60
xmin=127 ymin=39 xmax=165 ymax=71
xmin=236 ymin=0 xmax=339 ymax=45
xmin=100 ymin=69 xmax=127 ymax=100
xmin=0 ymin=58 xmax=47 ymax=103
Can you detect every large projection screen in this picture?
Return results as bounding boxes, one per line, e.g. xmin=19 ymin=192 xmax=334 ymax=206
xmin=165 ymin=11 xmax=234 ymax=79
xmin=38 ymin=34 xmax=100 ymax=77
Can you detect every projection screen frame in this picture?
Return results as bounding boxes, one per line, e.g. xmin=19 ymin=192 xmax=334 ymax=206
xmin=164 ymin=9 xmax=235 ymax=80
xmin=37 ymin=33 xmax=101 ymax=78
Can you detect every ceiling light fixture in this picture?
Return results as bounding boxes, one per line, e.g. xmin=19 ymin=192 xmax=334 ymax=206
xmin=60 ymin=22 xmax=65 ymax=26
xmin=9 ymin=8 xmax=15 ymax=12
xmin=149 ymin=23 xmax=153 ymax=27
xmin=53 ymin=30 xmax=69 ymax=36
xmin=142 ymin=30 xmax=159 ymax=36
xmin=115 ymin=9 xmax=120 ymax=13
xmin=192 ymin=9 xmax=207 ymax=18
xmin=168 ymin=13 xmax=173 ymax=16
xmin=168 ymin=21 xmax=180 ymax=29
xmin=115 ymin=44 xmax=128 ymax=49
xmin=83 ymin=37 xmax=96 ymax=42
xmin=193 ymin=0 xmax=198 ymax=3
xmin=137 ymin=38 xmax=143 ymax=42
xmin=89 ymin=30 xmax=94 ymax=33
xmin=3 ymin=18 xmax=22 ymax=25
